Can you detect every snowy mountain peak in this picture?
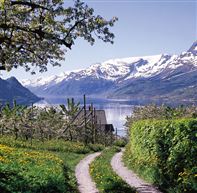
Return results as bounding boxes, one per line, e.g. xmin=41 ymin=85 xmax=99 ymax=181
xmin=22 ymin=42 xmax=197 ymax=90
xmin=188 ymin=41 xmax=197 ymax=55
xmin=81 ymin=54 xmax=167 ymax=81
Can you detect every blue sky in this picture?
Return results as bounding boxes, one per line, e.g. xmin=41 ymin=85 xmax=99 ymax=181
xmin=1 ymin=0 xmax=196 ymax=81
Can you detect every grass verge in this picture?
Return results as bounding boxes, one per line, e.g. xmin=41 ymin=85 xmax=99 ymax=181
xmin=90 ymin=146 xmax=136 ymax=193
xmin=0 ymin=135 xmax=104 ymax=154
xmin=123 ymin=145 xmax=155 ymax=183
xmin=0 ymin=144 xmax=67 ymax=192
xmin=0 ymin=135 xmax=104 ymax=193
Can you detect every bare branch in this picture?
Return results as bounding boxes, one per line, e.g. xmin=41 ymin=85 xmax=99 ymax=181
xmin=10 ymin=1 xmax=50 ymax=11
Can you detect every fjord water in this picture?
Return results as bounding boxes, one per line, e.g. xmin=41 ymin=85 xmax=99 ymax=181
xmin=36 ymin=96 xmax=134 ymax=136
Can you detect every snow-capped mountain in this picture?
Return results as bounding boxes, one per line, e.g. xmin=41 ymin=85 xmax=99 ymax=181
xmin=22 ymin=41 xmax=197 ymax=104
xmin=22 ymin=54 xmax=177 ymax=86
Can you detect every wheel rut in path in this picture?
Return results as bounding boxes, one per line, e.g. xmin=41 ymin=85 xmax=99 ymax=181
xmin=111 ymin=149 xmax=162 ymax=193
xmin=75 ymin=152 xmax=101 ymax=193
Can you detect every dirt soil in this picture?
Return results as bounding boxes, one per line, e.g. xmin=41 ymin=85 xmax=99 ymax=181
xmin=111 ymin=149 xmax=162 ymax=193
xmin=75 ymin=152 xmax=101 ymax=193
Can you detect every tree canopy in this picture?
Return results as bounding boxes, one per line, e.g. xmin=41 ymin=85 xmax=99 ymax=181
xmin=0 ymin=0 xmax=117 ymax=73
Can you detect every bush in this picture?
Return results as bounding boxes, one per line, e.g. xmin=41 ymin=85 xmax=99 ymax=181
xmin=0 ymin=144 xmax=66 ymax=192
xmin=124 ymin=118 xmax=197 ymax=193
xmin=125 ymin=105 xmax=197 ymax=130
xmin=113 ymin=138 xmax=127 ymax=147
xmin=87 ymin=143 xmax=105 ymax=152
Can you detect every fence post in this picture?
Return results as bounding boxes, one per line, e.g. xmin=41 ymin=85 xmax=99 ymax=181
xmin=90 ymin=103 xmax=95 ymax=144
xmin=94 ymin=107 xmax=97 ymax=144
xmin=84 ymin=94 xmax=87 ymax=144
xmin=110 ymin=126 xmax=113 ymax=145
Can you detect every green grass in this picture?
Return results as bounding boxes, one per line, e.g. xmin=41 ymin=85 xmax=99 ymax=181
xmin=55 ymin=152 xmax=86 ymax=192
xmin=0 ymin=144 xmax=67 ymax=193
xmin=90 ymin=147 xmax=136 ymax=193
xmin=0 ymin=135 xmax=104 ymax=193
xmin=123 ymin=145 xmax=155 ymax=184
xmin=0 ymin=135 xmax=104 ymax=154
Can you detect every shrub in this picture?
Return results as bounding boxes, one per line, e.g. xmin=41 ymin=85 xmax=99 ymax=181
xmin=124 ymin=118 xmax=197 ymax=193
xmin=113 ymin=138 xmax=127 ymax=147
xmin=125 ymin=105 xmax=197 ymax=130
xmin=87 ymin=143 xmax=105 ymax=152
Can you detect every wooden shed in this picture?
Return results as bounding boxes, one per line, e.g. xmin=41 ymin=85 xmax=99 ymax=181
xmin=73 ymin=109 xmax=114 ymax=133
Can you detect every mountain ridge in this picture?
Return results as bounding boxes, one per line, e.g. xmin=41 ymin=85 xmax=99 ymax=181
xmin=0 ymin=76 xmax=41 ymax=105
xmin=22 ymin=41 xmax=197 ymax=105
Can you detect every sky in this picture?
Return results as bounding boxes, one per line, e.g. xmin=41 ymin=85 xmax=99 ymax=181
xmin=0 ymin=0 xmax=196 ymax=81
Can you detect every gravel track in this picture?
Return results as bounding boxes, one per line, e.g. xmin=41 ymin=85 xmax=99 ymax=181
xmin=111 ymin=149 xmax=162 ymax=193
xmin=75 ymin=152 xmax=101 ymax=193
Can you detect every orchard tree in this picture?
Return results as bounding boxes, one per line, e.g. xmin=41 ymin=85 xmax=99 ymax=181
xmin=0 ymin=0 xmax=117 ymax=73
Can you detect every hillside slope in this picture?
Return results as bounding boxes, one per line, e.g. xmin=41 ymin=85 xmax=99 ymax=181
xmin=22 ymin=41 xmax=197 ymax=105
xmin=0 ymin=77 xmax=41 ymax=105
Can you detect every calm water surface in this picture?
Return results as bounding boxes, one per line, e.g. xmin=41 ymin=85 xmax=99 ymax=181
xmin=36 ymin=96 xmax=135 ymax=136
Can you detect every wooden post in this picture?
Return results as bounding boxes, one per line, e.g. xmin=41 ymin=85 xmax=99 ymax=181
xmin=110 ymin=126 xmax=113 ymax=146
xmin=94 ymin=107 xmax=97 ymax=144
xmin=104 ymin=125 xmax=107 ymax=147
xmin=71 ymin=98 xmax=74 ymax=114
xmin=90 ymin=103 xmax=95 ymax=144
xmin=67 ymin=98 xmax=70 ymax=119
xmin=84 ymin=94 xmax=87 ymax=144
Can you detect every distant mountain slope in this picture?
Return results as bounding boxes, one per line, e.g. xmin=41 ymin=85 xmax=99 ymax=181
xmin=0 ymin=77 xmax=41 ymax=105
xmin=22 ymin=41 xmax=197 ymax=105
xmin=22 ymin=54 xmax=175 ymax=95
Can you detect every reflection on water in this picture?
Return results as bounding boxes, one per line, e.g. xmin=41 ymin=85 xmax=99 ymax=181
xmin=36 ymin=96 xmax=134 ymax=136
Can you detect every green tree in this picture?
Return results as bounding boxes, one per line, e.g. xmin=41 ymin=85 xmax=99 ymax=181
xmin=0 ymin=0 xmax=117 ymax=73
xmin=35 ymin=106 xmax=64 ymax=140
xmin=0 ymin=101 xmax=27 ymax=138
xmin=60 ymin=98 xmax=80 ymax=141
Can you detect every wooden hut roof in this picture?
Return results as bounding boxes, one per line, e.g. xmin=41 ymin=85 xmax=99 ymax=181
xmin=74 ymin=109 xmax=107 ymax=125
xmin=94 ymin=110 xmax=107 ymax=125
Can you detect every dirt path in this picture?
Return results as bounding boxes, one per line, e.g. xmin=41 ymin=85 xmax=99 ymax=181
xmin=111 ymin=149 xmax=162 ymax=193
xmin=75 ymin=152 xmax=101 ymax=193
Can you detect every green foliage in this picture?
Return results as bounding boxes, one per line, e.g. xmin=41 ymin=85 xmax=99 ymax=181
xmin=124 ymin=118 xmax=197 ymax=193
xmin=0 ymin=0 xmax=117 ymax=73
xmin=0 ymin=104 xmax=66 ymax=141
xmin=0 ymin=135 xmax=104 ymax=192
xmin=113 ymin=138 xmax=127 ymax=147
xmin=0 ymin=135 xmax=99 ymax=154
xmin=90 ymin=147 xmax=136 ymax=193
xmin=87 ymin=143 xmax=105 ymax=152
xmin=0 ymin=98 xmax=115 ymax=192
xmin=0 ymin=144 xmax=66 ymax=193
xmin=60 ymin=98 xmax=80 ymax=118
xmin=125 ymin=105 xmax=197 ymax=127
xmin=59 ymin=98 xmax=81 ymax=141
xmin=0 ymin=99 xmax=115 ymax=146
xmin=54 ymin=151 xmax=87 ymax=193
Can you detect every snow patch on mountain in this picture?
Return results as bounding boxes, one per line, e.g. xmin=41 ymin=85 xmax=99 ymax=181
xmin=22 ymin=54 xmax=171 ymax=87
xmin=22 ymin=41 xmax=197 ymax=89
xmin=22 ymin=69 xmax=82 ymax=87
